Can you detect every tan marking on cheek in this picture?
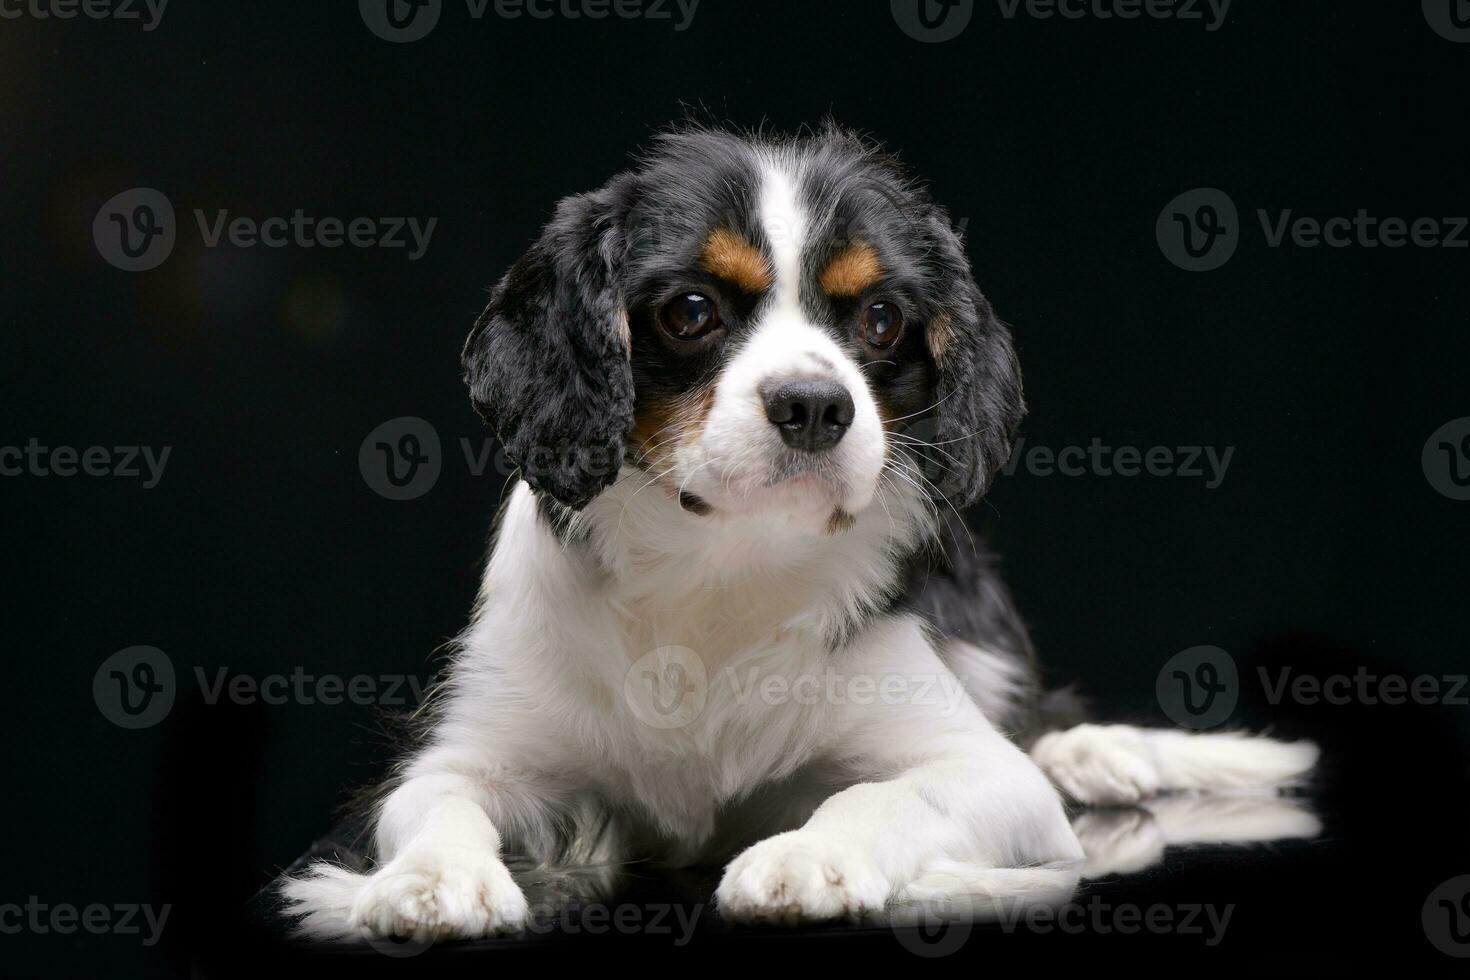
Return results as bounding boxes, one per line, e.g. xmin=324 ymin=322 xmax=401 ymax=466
xmin=630 ymin=399 xmax=673 ymax=466
xmin=819 ymin=241 xmax=882 ymax=297
xmin=701 ymin=227 xmax=772 ymax=293
xmin=928 ymin=313 xmax=956 ymax=363
xmin=630 ymin=383 xmax=717 ymax=475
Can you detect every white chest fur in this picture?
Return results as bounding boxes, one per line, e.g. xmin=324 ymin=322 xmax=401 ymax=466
xmin=452 ymin=477 xmax=930 ymax=854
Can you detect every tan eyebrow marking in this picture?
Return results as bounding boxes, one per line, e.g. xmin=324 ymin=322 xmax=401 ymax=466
xmin=819 ymin=241 xmax=883 ymax=297
xmin=700 ymin=227 xmax=772 ymax=293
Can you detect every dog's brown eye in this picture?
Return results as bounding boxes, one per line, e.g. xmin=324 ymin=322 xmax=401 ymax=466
xmin=862 ymin=301 xmax=904 ymax=349
xmin=659 ymin=293 xmax=720 ymax=340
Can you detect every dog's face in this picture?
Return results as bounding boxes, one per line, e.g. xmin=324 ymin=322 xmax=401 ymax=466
xmin=464 ymin=126 xmax=1023 ymax=530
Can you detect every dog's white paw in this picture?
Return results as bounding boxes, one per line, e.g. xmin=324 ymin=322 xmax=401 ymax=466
xmin=1032 ymin=724 xmax=1161 ymax=805
xmin=349 ymin=846 xmax=530 ymax=941
xmin=716 ymin=831 xmax=889 ymax=925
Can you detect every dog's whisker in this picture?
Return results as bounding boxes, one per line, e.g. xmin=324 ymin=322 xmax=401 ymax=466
xmin=883 ymin=387 xmax=960 ymax=425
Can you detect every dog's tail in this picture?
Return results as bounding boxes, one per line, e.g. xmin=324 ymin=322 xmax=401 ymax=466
xmin=277 ymin=862 xmax=372 ymax=941
xmin=1030 ymin=723 xmax=1319 ymax=806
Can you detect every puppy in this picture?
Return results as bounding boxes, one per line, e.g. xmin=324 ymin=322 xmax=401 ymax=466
xmin=283 ymin=124 xmax=1317 ymax=940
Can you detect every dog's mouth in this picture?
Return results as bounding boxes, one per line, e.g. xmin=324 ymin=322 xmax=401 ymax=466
xmin=676 ymin=466 xmax=863 ymax=529
xmin=764 ymin=471 xmax=848 ymax=506
xmin=677 ymin=490 xmax=712 ymax=515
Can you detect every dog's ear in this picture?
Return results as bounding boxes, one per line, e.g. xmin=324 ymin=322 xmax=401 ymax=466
xmin=462 ymin=177 xmax=635 ymax=509
xmin=916 ymin=210 xmax=1025 ymax=508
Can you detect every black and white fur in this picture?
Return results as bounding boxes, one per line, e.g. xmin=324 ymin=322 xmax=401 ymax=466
xmin=283 ymin=124 xmax=1317 ymax=940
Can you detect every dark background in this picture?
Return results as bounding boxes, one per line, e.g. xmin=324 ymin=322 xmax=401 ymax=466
xmin=3 ymin=1 xmax=1469 ymax=975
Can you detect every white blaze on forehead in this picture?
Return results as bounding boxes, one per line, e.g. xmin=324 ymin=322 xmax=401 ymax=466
xmin=757 ymin=154 xmax=807 ymax=318
xmin=668 ymin=152 xmax=886 ymax=519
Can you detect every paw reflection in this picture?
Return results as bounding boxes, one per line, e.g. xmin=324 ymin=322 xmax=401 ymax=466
xmin=1073 ymin=794 xmax=1322 ymax=880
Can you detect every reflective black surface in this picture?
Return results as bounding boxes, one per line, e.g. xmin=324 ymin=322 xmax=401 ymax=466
xmin=225 ymin=708 xmax=1470 ymax=975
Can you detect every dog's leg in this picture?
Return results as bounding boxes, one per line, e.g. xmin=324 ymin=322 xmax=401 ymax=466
xmin=1031 ymin=723 xmax=1319 ymax=806
xmin=282 ymin=749 xmax=561 ymax=941
xmin=715 ymin=617 xmax=1084 ymax=925
xmin=345 ymin=767 xmax=533 ymax=941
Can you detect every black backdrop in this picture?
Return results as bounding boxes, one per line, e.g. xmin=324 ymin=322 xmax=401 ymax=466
xmin=4 ymin=1 xmax=1469 ymax=976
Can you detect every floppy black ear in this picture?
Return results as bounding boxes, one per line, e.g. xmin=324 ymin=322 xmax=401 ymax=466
xmin=462 ymin=178 xmax=634 ymax=509
xmin=921 ymin=212 xmax=1026 ymax=508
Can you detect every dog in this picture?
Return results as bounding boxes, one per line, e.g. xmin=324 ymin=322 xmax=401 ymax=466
xmin=282 ymin=123 xmax=1317 ymax=940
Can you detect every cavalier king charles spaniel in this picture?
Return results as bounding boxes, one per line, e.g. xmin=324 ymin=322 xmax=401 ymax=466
xmin=283 ymin=123 xmax=1317 ymax=941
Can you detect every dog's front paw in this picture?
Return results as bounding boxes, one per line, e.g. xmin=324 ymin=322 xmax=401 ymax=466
xmin=716 ymin=831 xmax=889 ymax=925
xmin=350 ymin=847 xmax=530 ymax=942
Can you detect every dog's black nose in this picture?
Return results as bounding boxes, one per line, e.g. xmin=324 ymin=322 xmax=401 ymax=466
xmin=761 ymin=378 xmax=855 ymax=452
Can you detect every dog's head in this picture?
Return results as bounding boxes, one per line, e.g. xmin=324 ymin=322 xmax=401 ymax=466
xmin=463 ymin=125 xmax=1023 ymax=530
